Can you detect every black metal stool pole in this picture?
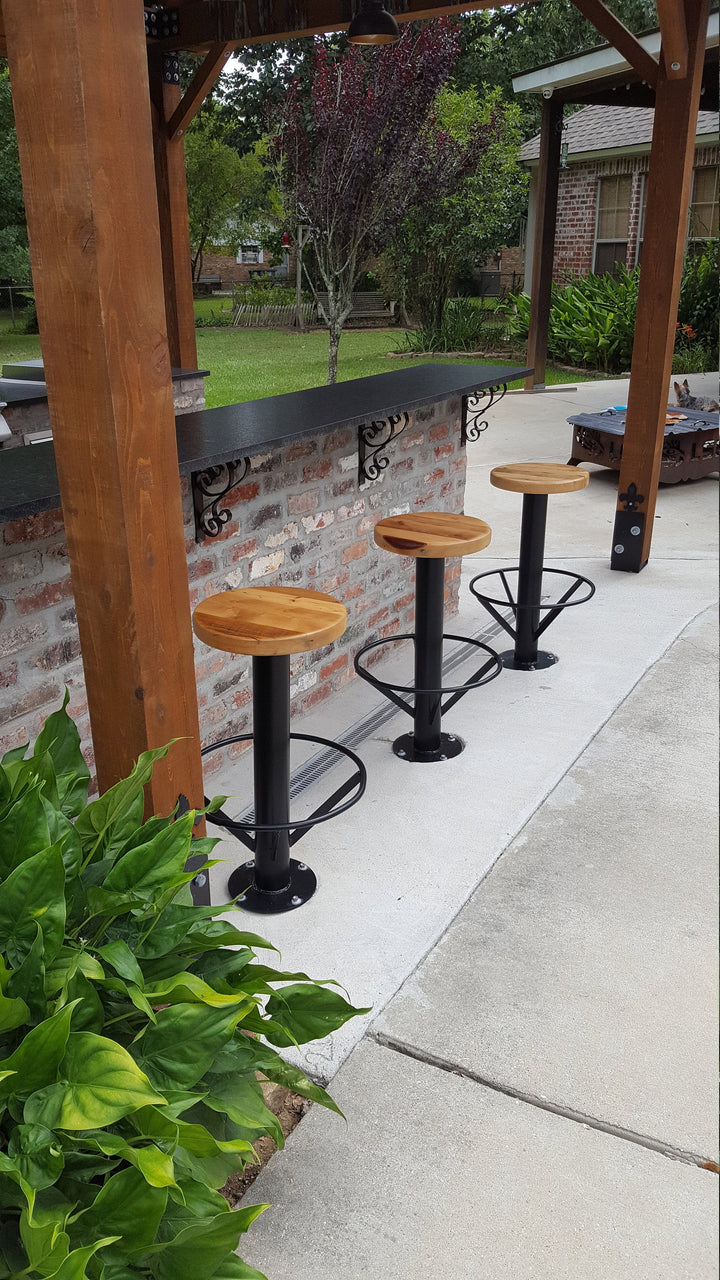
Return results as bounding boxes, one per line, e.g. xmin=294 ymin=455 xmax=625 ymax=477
xmin=513 ymin=493 xmax=548 ymax=669
xmin=251 ymin=654 xmax=291 ymax=893
xmin=412 ymin=557 xmax=445 ymax=757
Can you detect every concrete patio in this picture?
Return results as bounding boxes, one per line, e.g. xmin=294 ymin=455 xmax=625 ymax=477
xmin=205 ymin=375 xmax=718 ymax=1279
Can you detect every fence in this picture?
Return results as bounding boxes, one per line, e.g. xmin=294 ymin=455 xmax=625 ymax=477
xmin=232 ymin=302 xmax=316 ymax=329
xmin=0 ymin=284 xmax=34 ymax=325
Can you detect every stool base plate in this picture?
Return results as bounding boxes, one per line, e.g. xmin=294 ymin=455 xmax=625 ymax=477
xmin=227 ymin=858 xmax=317 ymax=914
xmin=499 ymin=649 xmax=558 ymax=672
xmin=392 ymin=731 xmax=465 ymax=763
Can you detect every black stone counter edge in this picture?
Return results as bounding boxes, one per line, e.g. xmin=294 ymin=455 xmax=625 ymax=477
xmin=0 ymin=364 xmax=531 ymax=522
xmin=0 ymin=366 xmax=211 ymax=408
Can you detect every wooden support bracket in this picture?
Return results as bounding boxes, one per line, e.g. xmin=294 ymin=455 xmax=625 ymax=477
xmin=570 ymin=0 xmax=659 ymax=88
xmin=166 ymin=42 xmax=235 ymax=140
xmin=656 ymin=0 xmax=689 ymax=78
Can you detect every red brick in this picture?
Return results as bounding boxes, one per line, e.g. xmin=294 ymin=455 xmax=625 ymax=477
xmin=33 ymin=638 xmax=82 ymax=671
xmin=429 ymin=424 xmax=449 ymax=442
xmin=232 ymin=687 xmax=252 ymax=710
xmin=0 ymin=550 xmax=44 ymax=584
xmin=320 ymin=653 xmax=348 ymax=680
xmin=228 ymin=538 xmax=259 ymax=563
xmin=379 ymin=618 xmax=401 ymax=639
xmin=15 ymin=577 xmax=75 ymax=615
xmin=302 ymin=459 xmax=332 ymax=482
xmin=0 ymin=662 xmax=18 ymax=688
xmin=230 ymin=482 xmax=260 ymax=503
xmin=434 ymin=443 xmax=454 ymax=460
xmin=322 ymin=428 xmax=353 ymax=452
xmin=0 ymin=681 xmax=62 ymax=728
xmin=188 ymin=556 xmax=216 ymax=582
xmin=303 ymin=683 xmax=332 ymax=710
xmin=342 ymin=583 xmax=365 ymax=601
xmin=368 ymin=606 xmax=389 ymax=628
xmin=3 ymin=509 xmax=64 ymax=545
xmin=342 ymin=540 xmax=367 ymax=564
xmin=286 ymin=441 xmax=317 ymax=462
xmin=288 ymin=490 xmax=319 ymax=515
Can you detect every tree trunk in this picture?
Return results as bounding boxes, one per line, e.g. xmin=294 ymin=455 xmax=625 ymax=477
xmin=327 ymin=321 xmax=342 ymax=385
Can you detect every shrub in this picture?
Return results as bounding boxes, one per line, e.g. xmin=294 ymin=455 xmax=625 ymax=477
xmin=0 ymin=694 xmax=368 ymax=1280
xmin=234 ymin=281 xmax=296 ymax=308
xmin=401 ymin=296 xmax=500 ymax=353
xmin=677 ymin=240 xmax=718 ymax=359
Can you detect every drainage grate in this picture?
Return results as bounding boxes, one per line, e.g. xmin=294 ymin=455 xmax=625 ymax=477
xmin=232 ymin=612 xmax=513 ymax=822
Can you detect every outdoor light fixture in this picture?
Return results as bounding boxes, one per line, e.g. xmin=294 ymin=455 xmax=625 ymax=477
xmin=348 ymin=0 xmax=400 ymax=45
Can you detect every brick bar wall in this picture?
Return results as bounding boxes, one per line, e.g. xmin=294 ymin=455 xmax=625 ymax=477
xmin=1 ymin=375 xmax=207 ymax=449
xmin=0 ymin=395 xmax=468 ymax=787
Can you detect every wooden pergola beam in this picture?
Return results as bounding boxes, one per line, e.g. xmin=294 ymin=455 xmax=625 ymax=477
xmin=570 ymin=0 xmax=659 ymax=87
xmin=610 ymin=0 xmax=709 ymax=572
xmin=4 ymin=0 xmax=206 ymax=815
xmin=656 ymin=0 xmax=689 ymax=78
xmin=524 ymin=97 xmax=563 ymax=391
xmin=166 ymin=42 xmax=236 ymax=140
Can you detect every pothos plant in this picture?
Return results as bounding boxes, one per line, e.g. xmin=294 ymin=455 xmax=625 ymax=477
xmin=0 ymin=694 xmax=368 ymax=1280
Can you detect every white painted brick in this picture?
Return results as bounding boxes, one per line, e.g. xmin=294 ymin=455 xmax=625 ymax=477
xmin=264 ymin=521 xmax=298 ymax=548
xmin=249 ymin=550 xmax=285 ymax=579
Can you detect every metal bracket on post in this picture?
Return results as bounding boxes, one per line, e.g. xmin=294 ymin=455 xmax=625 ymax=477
xmin=192 ymin=457 xmax=251 ymax=541
xmin=611 ymin=483 xmax=646 ymax=572
xmin=358 ymin=411 xmax=409 ymax=484
xmin=461 ymin=383 xmax=507 ymax=444
xmin=144 ymin=8 xmax=180 ymax=40
xmin=162 ymin=52 xmax=180 ymax=84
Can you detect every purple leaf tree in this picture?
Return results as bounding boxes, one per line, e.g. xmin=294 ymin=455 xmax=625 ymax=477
xmin=269 ymin=23 xmax=499 ymax=383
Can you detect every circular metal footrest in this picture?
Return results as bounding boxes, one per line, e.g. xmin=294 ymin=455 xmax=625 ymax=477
xmin=469 ymin=566 xmax=595 ymax=615
xmin=354 ymin=631 xmax=502 ymax=701
xmin=227 ymin=858 xmax=317 ymax=915
xmin=201 ymin=730 xmax=367 ymax=834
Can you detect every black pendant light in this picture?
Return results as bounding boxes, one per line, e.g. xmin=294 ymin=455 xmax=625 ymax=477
xmin=348 ymin=0 xmax=400 ymax=45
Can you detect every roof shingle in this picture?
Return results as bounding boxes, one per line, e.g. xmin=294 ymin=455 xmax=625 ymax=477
xmin=520 ymin=104 xmax=719 ymax=162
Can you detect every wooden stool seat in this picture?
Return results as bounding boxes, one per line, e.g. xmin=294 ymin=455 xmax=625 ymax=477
xmin=193 ymin=586 xmax=347 ymax=656
xmin=373 ymin=511 xmax=492 ymax=559
xmin=491 ymin=463 xmax=589 ymax=495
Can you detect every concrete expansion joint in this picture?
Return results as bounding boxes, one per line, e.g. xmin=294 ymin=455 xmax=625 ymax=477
xmin=370 ymin=1031 xmax=718 ymax=1174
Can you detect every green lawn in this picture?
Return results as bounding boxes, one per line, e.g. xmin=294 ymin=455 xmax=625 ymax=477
xmin=0 ymin=312 xmax=595 ymax=410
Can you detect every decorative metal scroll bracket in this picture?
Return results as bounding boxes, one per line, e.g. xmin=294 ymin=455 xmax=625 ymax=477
xmin=192 ymin=457 xmax=251 ymax=541
xmin=461 ymin=383 xmax=508 ymax=444
xmin=358 ymin=412 xmax=410 ymax=484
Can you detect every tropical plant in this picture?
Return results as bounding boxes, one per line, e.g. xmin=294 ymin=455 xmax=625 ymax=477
xmin=506 ymin=269 xmax=641 ymax=372
xmin=0 ymin=693 xmax=368 ymax=1280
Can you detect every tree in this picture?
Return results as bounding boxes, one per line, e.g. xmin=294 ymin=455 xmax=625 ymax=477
xmin=383 ymin=84 xmax=527 ymax=331
xmin=0 ymin=64 xmax=30 ymax=284
xmin=185 ymin=120 xmax=279 ymax=279
xmin=269 ymin=22 xmax=506 ymax=383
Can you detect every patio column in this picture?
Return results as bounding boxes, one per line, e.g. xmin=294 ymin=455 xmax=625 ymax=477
xmin=610 ymin=0 xmax=709 ymax=572
xmin=524 ymin=97 xmax=563 ymax=391
xmin=149 ymin=51 xmax=199 ymax=371
xmin=4 ymin=0 xmax=206 ymax=816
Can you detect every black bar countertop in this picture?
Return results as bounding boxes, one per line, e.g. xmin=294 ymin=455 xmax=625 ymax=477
xmin=0 ymin=363 xmax=529 ymax=522
xmin=0 ymin=364 xmax=210 ymax=407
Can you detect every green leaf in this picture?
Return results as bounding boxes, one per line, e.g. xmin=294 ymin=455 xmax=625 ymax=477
xmin=104 ymin=813 xmax=195 ymax=900
xmin=74 ymin=1133 xmax=177 ymax=1190
xmin=264 ymin=984 xmax=371 ymax=1047
xmin=143 ymin=972 xmax=253 ymax=1009
xmin=24 ymin=1032 xmax=166 ymax=1129
xmin=152 ymin=1206 xmax=268 ymax=1280
xmin=214 ymin=1034 xmax=343 ymax=1117
xmin=7 ymin=1123 xmax=64 ymax=1189
xmin=76 ymin=1166 xmax=167 ymax=1255
xmin=203 ymin=1076 xmax=283 ymax=1148
xmin=20 ymin=1202 xmax=71 ymax=1276
xmin=134 ymin=1004 xmax=251 ymax=1091
xmin=0 ymin=782 xmax=51 ymax=878
xmin=44 ymin=1239 xmax=120 ymax=1280
xmin=0 ymin=845 xmax=66 ymax=967
xmin=6 ymin=925 xmax=46 ymax=1023
xmin=0 ymin=990 xmax=30 ymax=1032
xmin=0 ymin=1001 xmax=77 ymax=1099
xmin=33 ymin=690 xmax=90 ymax=818
xmin=132 ymin=1108 xmax=256 ymax=1163
xmin=74 ymin=745 xmax=172 ymax=866
xmin=97 ymin=941 xmax=144 ymax=988
xmin=208 ymin=1254 xmax=269 ymax=1280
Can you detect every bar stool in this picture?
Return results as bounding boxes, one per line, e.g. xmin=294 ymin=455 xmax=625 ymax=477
xmin=193 ymin=586 xmax=366 ymax=913
xmin=469 ymin=463 xmax=595 ymax=672
xmin=354 ymin=512 xmax=501 ymax=762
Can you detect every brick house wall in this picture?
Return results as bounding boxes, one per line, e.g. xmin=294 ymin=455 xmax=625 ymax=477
xmin=550 ymin=142 xmax=718 ymax=281
xmin=197 ymin=250 xmax=294 ymax=287
xmin=0 ymin=396 xmax=467 ymax=787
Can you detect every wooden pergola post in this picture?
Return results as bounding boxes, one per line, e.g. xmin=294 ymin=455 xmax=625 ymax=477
xmin=524 ymin=97 xmax=563 ymax=391
xmin=149 ymin=52 xmax=199 ymax=370
xmin=610 ymin=0 xmax=710 ymax=572
xmin=4 ymin=0 xmax=205 ymax=815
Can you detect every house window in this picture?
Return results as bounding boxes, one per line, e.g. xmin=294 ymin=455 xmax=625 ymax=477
xmin=239 ymin=245 xmax=263 ymax=265
xmin=594 ymin=174 xmax=632 ymax=276
xmin=689 ymin=167 xmax=719 ymax=240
